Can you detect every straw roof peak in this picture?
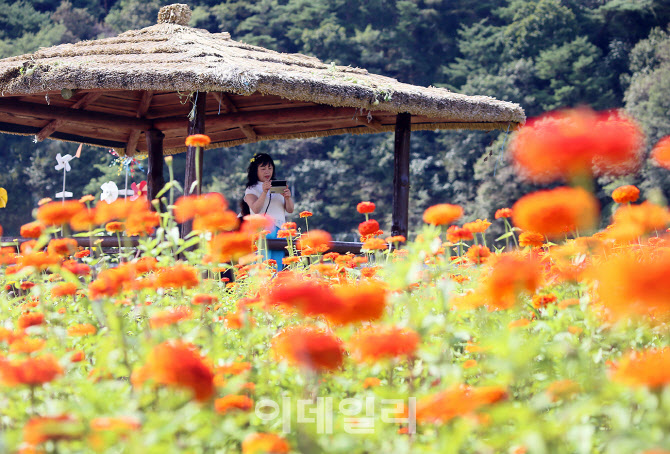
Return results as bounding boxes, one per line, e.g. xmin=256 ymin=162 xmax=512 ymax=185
xmin=0 ymin=3 xmax=525 ymax=154
xmin=157 ymin=4 xmax=192 ymax=26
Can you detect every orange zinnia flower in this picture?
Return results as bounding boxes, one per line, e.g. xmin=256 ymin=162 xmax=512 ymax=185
xmin=156 ymin=264 xmax=199 ymax=289
xmin=0 ymin=354 xmax=63 ymax=386
xmin=510 ymin=108 xmax=645 ymax=182
xmin=70 ymin=207 xmax=98 ymax=231
xmin=591 ymin=249 xmax=670 ymax=320
xmin=18 ymin=312 xmax=45 ymax=329
xmin=125 ymin=211 xmax=160 ymax=236
xmin=608 ymin=202 xmax=670 ymax=241
xmin=37 ymin=201 xmax=84 ymax=226
xmin=463 ymin=219 xmax=491 ymax=234
xmin=611 ymin=185 xmax=640 ymax=204
xmin=17 ymin=251 xmax=61 ymax=272
xmin=363 ymin=377 xmax=381 ymax=388
xmin=142 ymin=340 xmax=214 ymax=402
xmin=296 ymin=229 xmax=332 ymax=252
xmin=357 ymin=201 xmax=376 ymax=214
xmin=214 ymin=395 xmax=253 ymax=414
xmin=193 ymin=211 xmax=239 ymax=232
xmin=512 ymin=187 xmax=599 ymax=239
xmin=23 ymin=415 xmax=82 ymax=446
xmin=272 ymin=326 xmax=345 ymax=372
xmin=174 ymin=193 xmax=228 ymax=223
xmin=410 ymin=385 xmax=506 ymax=424
xmin=532 ymin=293 xmax=558 ymax=309
xmin=192 ymin=293 xmax=218 ymax=306
xmin=482 ymin=253 xmax=542 ymax=310
xmin=299 ymin=211 xmax=313 ymax=218
xmin=105 ymin=222 xmax=124 ymax=233
xmin=47 ymin=238 xmax=78 ymax=257
xmin=208 ymin=232 xmax=254 ymax=263
xmin=62 ymin=259 xmax=90 ymax=276
xmin=423 ymin=204 xmax=463 ymax=226
xmin=358 ymin=219 xmax=380 ymax=236
xmin=20 ymin=221 xmax=45 ymax=239
xmin=94 ymin=199 xmax=150 ymax=225
xmin=329 ymin=281 xmax=387 ymax=325
xmin=519 ymin=231 xmax=544 ymax=248
xmin=349 ymin=325 xmax=419 ymax=363
xmin=185 ymin=134 xmax=211 ymax=147
xmin=651 ymin=136 xmax=670 ymax=170
xmin=446 ymin=225 xmax=473 ymax=243
xmin=149 ymin=306 xmax=193 ymax=328
xmin=466 ymin=245 xmax=491 ymax=264
xmin=242 ymin=433 xmax=291 ymax=454
xmin=610 ymin=348 xmax=670 ymax=388
xmin=494 ymin=208 xmax=512 ymax=219
xmin=90 ymin=416 xmax=141 ymax=433
xmin=361 ymin=237 xmax=387 ymax=251
xmin=67 ymin=323 xmax=97 ymax=336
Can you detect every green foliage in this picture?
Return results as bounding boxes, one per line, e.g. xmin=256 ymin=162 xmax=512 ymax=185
xmin=2 ymin=0 xmax=670 ymax=237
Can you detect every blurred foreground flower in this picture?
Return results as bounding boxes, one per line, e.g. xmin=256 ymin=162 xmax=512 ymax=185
xmin=510 ymin=108 xmax=644 ymax=183
xmin=513 ymin=187 xmax=599 ymax=239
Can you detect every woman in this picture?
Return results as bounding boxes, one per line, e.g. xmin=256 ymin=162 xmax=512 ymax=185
xmin=243 ymin=153 xmax=294 ymax=268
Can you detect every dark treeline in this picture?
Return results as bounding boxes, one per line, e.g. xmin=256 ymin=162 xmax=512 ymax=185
xmin=1 ymin=0 xmax=670 ymax=238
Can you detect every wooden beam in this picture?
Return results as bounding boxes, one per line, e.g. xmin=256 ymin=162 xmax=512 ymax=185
xmin=392 ymin=113 xmax=411 ymax=239
xmin=146 ymin=128 xmax=165 ymax=210
xmin=212 ymin=92 xmax=237 ymax=113
xmin=212 ymin=92 xmax=258 ymax=141
xmin=0 ymin=98 xmax=152 ymax=132
xmin=356 ymin=115 xmax=384 ymax=131
xmin=154 ymin=105 xmax=356 ymax=131
xmin=239 ymin=124 xmax=258 ymax=141
xmin=35 ymin=92 xmax=103 ymax=141
xmin=124 ymin=90 xmax=154 ymax=157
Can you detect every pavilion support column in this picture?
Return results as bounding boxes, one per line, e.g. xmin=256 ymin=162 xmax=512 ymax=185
xmin=146 ymin=128 xmax=166 ymax=211
xmin=392 ymin=113 xmax=411 ymax=239
xmin=182 ymin=92 xmax=207 ymax=239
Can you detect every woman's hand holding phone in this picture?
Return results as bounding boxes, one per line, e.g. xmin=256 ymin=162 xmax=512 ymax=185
xmin=262 ymin=181 xmax=272 ymax=194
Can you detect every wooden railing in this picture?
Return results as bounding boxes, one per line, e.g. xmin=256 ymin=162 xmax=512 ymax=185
xmin=1 ymin=237 xmax=363 ymax=255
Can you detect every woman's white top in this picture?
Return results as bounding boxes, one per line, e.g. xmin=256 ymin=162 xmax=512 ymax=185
xmin=245 ymin=182 xmax=287 ymax=228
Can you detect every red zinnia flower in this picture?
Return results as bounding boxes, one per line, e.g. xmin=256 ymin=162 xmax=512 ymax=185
xmin=510 ymin=108 xmax=645 ymax=182
xmin=358 ymin=219 xmax=380 ymax=236
xmin=141 ymin=340 xmax=214 ymax=402
xmin=357 ymin=201 xmax=376 ymax=214
xmin=272 ymin=326 xmax=345 ymax=372
xmin=349 ymin=325 xmax=419 ymax=362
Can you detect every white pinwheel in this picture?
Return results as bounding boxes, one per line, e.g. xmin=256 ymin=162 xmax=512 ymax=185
xmin=101 ymin=181 xmax=119 ymax=204
xmin=54 ymin=153 xmax=74 ymax=172
xmin=54 ymin=153 xmax=75 ymax=201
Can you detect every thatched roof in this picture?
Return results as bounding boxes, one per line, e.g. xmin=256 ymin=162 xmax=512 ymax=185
xmin=0 ymin=4 xmax=525 ymax=155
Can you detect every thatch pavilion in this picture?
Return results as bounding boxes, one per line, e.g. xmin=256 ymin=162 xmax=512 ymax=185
xmin=0 ymin=4 xmax=525 ymax=238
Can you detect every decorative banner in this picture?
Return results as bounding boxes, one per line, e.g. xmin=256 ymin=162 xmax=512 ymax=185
xmin=54 ymin=153 xmax=74 ymax=201
xmin=100 ymin=181 xmax=119 ymax=204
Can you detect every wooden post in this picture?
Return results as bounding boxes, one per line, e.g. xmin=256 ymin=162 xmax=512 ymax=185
xmin=146 ymin=128 xmax=165 ymax=210
xmin=392 ymin=113 xmax=411 ymax=239
xmin=182 ymin=92 xmax=207 ymax=238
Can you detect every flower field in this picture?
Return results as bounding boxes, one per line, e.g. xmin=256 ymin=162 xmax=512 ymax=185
xmin=2 ymin=108 xmax=670 ymax=453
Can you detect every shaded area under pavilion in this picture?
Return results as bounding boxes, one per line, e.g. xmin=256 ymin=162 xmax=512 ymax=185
xmin=0 ymin=3 xmax=525 ymax=241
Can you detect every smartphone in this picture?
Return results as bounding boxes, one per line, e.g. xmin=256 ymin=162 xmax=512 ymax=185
xmin=269 ymin=180 xmax=288 ymax=194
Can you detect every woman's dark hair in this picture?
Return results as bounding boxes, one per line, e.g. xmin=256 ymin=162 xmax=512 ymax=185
xmin=246 ymin=153 xmax=275 ymax=188
xmin=239 ymin=198 xmax=251 ymax=218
